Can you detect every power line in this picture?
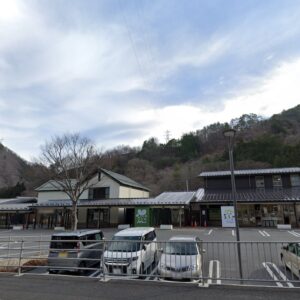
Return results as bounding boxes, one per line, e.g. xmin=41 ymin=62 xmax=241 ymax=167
xmin=117 ymin=0 xmax=148 ymax=85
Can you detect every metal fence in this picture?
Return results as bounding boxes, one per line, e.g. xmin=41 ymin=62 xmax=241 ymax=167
xmin=0 ymin=237 xmax=299 ymax=287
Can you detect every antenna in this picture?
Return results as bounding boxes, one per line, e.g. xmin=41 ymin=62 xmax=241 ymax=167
xmin=165 ymin=130 xmax=171 ymax=143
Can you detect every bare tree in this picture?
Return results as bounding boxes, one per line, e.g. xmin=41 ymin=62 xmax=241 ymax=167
xmin=40 ymin=133 xmax=101 ymax=230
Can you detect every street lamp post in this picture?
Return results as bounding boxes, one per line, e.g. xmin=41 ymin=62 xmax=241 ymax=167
xmin=223 ymin=128 xmax=243 ymax=281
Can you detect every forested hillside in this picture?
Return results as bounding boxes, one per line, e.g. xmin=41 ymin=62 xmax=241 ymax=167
xmin=100 ymin=105 xmax=300 ymax=195
xmin=0 ymin=144 xmax=47 ymax=197
xmin=1 ymin=105 xmax=300 ymax=197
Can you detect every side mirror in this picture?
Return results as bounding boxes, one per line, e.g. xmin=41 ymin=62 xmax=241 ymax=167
xmin=282 ymin=246 xmax=287 ymax=251
xmin=142 ymin=245 xmax=147 ymax=251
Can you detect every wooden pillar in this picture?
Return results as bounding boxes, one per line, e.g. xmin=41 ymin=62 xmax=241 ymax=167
xmin=294 ymin=202 xmax=299 ymax=228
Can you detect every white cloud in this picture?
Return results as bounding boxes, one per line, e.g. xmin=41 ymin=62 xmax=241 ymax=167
xmin=1 ymin=1 xmax=300 ymax=161
xmin=130 ymin=57 xmax=300 ymax=143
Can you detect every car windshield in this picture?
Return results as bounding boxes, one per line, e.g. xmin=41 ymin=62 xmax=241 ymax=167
xmin=50 ymin=236 xmax=78 ymax=250
xmin=164 ymin=242 xmax=198 ymax=255
xmin=107 ymin=236 xmax=142 ymax=252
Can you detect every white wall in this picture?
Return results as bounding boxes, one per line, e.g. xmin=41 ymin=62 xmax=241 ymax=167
xmin=78 ymin=208 xmax=87 ymax=227
xmin=119 ymin=186 xmax=149 ymax=198
xmin=37 ymin=191 xmax=71 ymax=202
xmin=86 ymin=173 xmax=120 ymax=198
xmin=110 ymin=207 xmax=119 ymax=225
xmin=37 ymin=173 xmax=149 ymax=203
xmin=37 ymin=190 xmax=90 ymax=202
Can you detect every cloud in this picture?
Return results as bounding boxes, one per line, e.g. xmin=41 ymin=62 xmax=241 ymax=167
xmin=1 ymin=0 xmax=300 ymax=160
xmin=135 ymin=57 xmax=300 ymax=143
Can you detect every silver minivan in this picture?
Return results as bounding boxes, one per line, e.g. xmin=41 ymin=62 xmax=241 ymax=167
xmin=48 ymin=229 xmax=104 ymax=274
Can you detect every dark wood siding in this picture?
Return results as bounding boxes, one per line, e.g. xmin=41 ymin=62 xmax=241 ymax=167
xmin=264 ymin=176 xmax=273 ymax=189
xmin=282 ymin=174 xmax=291 ymax=188
xmin=204 ymin=172 xmax=300 ymax=191
xmin=206 ymin=177 xmax=231 ymax=190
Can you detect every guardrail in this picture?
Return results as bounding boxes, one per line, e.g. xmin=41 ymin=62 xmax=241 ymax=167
xmin=0 ymin=237 xmax=299 ymax=287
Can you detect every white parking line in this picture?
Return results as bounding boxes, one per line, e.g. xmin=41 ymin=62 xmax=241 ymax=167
xmin=271 ymin=263 xmax=294 ymax=288
xmin=262 ymin=262 xmax=283 ymax=287
xmin=206 ymin=229 xmax=213 ymax=236
xmin=231 ymin=230 xmax=235 ymax=237
xmin=259 ymin=230 xmax=270 ymax=237
xmin=288 ymin=231 xmax=300 ymax=238
xmin=262 ymin=262 xmax=294 ymax=288
xmin=208 ymin=260 xmax=221 ymax=285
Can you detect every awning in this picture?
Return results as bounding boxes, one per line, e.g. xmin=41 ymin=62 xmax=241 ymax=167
xmin=32 ymin=191 xmax=196 ymax=208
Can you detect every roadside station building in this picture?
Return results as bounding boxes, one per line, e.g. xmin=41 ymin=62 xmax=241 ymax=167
xmin=1 ymin=167 xmax=300 ymax=229
xmin=31 ymin=168 xmax=194 ymax=229
xmin=192 ymin=167 xmax=300 ymax=228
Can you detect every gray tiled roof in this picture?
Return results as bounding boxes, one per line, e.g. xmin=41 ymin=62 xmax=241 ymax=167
xmin=0 ymin=204 xmax=32 ymax=211
xmin=100 ymin=168 xmax=150 ymax=191
xmin=33 ymin=192 xmax=195 ymax=208
xmin=35 ymin=169 xmax=150 ymax=192
xmin=193 ymin=188 xmax=300 ymax=203
xmin=35 ymin=179 xmax=77 ymax=191
xmin=199 ymin=167 xmax=300 ymax=177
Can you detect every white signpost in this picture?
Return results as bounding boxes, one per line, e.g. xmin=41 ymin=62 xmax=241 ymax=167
xmin=221 ymin=206 xmax=236 ymax=228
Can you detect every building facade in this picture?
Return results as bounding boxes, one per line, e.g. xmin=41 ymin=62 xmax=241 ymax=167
xmin=192 ymin=167 xmax=300 ymax=227
xmin=33 ymin=168 xmax=150 ymax=228
xmin=2 ymin=167 xmax=300 ymax=229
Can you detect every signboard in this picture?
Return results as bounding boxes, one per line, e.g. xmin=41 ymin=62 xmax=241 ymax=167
xmin=134 ymin=207 xmax=150 ymax=227
xmin=221 ymin=206 xmax=236 ymax=228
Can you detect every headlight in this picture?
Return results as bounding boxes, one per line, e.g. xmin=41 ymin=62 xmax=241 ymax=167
xmin=128 ymin=256 xmax=139 ymax=263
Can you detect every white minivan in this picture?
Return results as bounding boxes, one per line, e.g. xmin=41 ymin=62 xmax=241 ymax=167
xmin=103 ymin=227 xmax=157 ymax=276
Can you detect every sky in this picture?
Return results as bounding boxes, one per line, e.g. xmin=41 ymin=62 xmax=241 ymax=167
xmin=1 ymin=0 xmax=300 ymax=160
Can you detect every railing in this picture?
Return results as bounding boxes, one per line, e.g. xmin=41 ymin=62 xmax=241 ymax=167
xmin=0 ymin=237 xmax=299 ymax=287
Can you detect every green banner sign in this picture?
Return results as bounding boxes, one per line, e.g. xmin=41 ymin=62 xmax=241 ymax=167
xmin=134 ymin=207 xmax=150 ymax=227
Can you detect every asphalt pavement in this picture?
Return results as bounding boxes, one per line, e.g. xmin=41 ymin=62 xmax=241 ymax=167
xmin=1 ymin=227 xmax=300 ymax=288
xmin=0 ymin=274 xmax=299 ymax=300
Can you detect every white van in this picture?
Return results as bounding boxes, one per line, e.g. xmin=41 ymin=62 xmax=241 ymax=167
xmin=103 ymin=227 xmax=157 ymax=276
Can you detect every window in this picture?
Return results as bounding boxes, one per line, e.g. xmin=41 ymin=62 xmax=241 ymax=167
xmin=164 ymin=242 xmax=198 ymax=255
xmin=95 ymin=232 xmax=103 ymax=240
xmin=291 ymin=174 xmax=300 ymax=187
xmin=92 ymin=187 xmax=110 ymax=200
xmin=272 ymin=175 xmax=282 ymax=187
xmin=145 ymin=231 xmax=156 ymax=241
xmin=288 ymin=243 xmax=297 ymax=254
xmin=255 ymin=176 xmax=265 ymax=188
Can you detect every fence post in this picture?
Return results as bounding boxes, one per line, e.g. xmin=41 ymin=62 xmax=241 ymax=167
xmin=7 ymin=235 xmax=11 ymax=260
xmin=18 ymin=239 xmax=24 ymax=276
xmin=39 ymin=233 xmax=42 ymax=257
xmin=200 ymin=241 xmax=205 ymax=286
xmin=101 ymin=239 xmax=106 ymax=281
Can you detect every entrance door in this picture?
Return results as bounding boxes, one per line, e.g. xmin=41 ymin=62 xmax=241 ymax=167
xmin=124 ymin=208 xmax=135 ymax=226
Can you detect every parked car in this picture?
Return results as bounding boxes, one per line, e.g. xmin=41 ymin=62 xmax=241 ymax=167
xmin=158 ymin=236 xmax=203 ymax=281
xmin=281 ymin=242 xmax=300 ymax=278
xmin=103 ymin=227 xmax=157 ymax=276
xmin=48 ymin=229 xmax=104 ymax=274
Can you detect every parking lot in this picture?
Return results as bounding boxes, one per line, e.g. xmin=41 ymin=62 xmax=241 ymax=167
xmin=0 ymin=227 xmax=299 ymax=288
